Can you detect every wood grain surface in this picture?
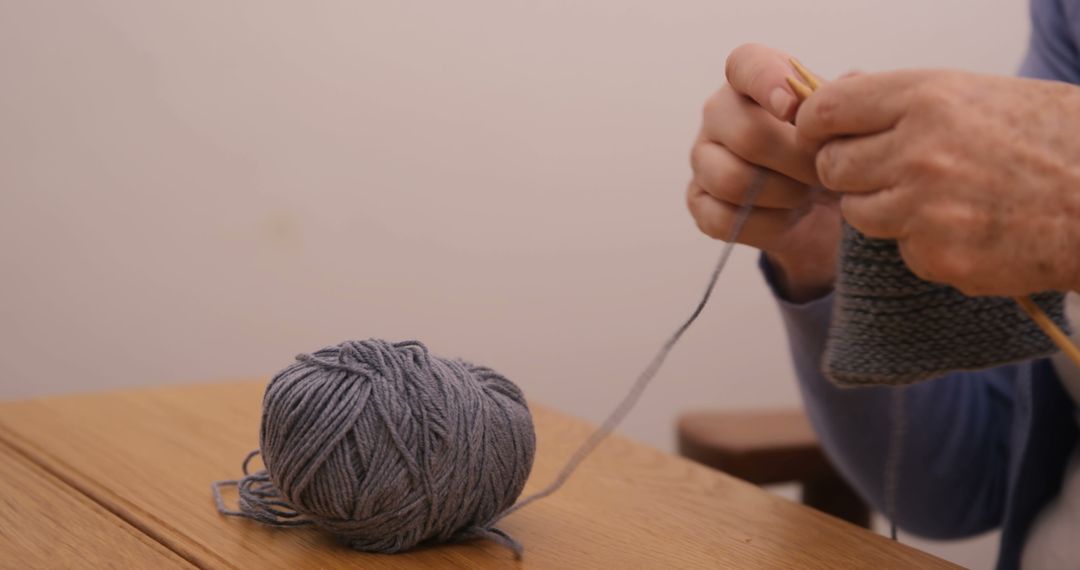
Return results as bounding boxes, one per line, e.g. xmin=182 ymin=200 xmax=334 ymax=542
xmin=0 ymin=439 xmax=192 ymax=569
xmin=0 ymin=381 xmax=957 ymax=569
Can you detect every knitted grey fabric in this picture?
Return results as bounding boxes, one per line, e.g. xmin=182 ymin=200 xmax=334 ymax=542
xmin=825 ymin=224 xmax=1070 ymax=386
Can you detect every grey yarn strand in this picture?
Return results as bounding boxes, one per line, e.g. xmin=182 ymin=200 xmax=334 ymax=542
xmin=213 ymin=171 xmax=767 ymax=557
xmin=500 ymin=168 xmax=767 ymax=519
xmin=884 ymin=386 xmax=907 ymax=542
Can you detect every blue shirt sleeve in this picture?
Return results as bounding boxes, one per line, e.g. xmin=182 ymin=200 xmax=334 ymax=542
xmin=761 ymin=254 xmax=1016 ymax=538
xmin=1021 ymin=0 xmax=1080 ymax=82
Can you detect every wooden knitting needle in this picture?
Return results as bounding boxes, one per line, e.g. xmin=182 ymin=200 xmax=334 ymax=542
xmin=785 ymin=61 xmax=1080 ymax=370
xmin=1016 ymin=296 xmax=1080 ymax=367
xmin=786 ymin=75 xmax=814 ymax=101
xmin=789 ymin=58 xmax=822 ymax=90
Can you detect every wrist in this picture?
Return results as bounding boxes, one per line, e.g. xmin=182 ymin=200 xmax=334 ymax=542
xmin=766 ymin=249 xmax=837 ymax=304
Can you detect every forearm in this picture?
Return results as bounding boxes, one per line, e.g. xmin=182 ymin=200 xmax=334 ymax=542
xmin=766 ymin=271 xmax=898 ymax=520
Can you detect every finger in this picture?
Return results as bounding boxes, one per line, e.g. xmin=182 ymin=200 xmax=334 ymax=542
xmin=725 ymin=43 xmax=805 ymax=122
xmin=700 ymin=87 xmax=818 ymax=185
xmin=690 ymin=140 xmax=811 ymax=209
xmin=896 ymin=238 xmax=966 ymax=289
xmin=815 ymin=130 xmax=902 ymax=193
xmin=897 ymin=239 xmax=942 ymax=285
xmin=838 ymin=187 xmax=912 ymax=238
xmin=795 ymin=69 xmax=930 ymax=150
xmin=687 ymin=182 xmax=800 ymax=248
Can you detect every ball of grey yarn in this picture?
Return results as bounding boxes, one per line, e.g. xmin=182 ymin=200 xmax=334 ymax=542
xmin=256 ymin=339 xmax=536 ymax=553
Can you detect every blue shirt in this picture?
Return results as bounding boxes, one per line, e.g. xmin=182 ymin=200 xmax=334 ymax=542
xmin=767 ymin=10 xmax=1080 ymax=561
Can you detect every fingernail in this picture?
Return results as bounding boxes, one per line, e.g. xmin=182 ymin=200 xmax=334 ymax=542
xmin=770 ymin=87 xmax=795 ymax=118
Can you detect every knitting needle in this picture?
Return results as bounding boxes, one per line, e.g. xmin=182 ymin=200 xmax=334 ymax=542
xmin=785 ymin=62 xmax=1080 ymax=370
xmin=1015 ymin=296 xmax=1080 ymax=366
xmin=786 ymin=75 xmax=814 ymax=101
xmin=789 ymin=57 xmax=821 ymax=90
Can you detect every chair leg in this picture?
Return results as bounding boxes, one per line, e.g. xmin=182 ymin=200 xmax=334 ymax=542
xmin=801 ymin=473 xmax=871 ymax=529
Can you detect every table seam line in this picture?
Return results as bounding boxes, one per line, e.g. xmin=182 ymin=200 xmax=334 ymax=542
xmin=0 ymin=420 xmax=233 ymax=570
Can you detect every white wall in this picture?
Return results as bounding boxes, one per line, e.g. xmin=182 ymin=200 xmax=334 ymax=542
xmin=1 ymin=1 xmax=1029 ymax=567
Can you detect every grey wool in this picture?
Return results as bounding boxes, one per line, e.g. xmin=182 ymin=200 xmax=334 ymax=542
xmin=826 ymin=224 xmax=1071 ymax=386
xmin=212 ymin=339 xmax=536 ymax=554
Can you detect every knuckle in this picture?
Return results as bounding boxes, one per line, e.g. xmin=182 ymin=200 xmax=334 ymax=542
xmin=925 ymin=201 xmax=977 ymax=230
xmin=840 ymin=194 xmax=891 ymax=238
xmin=708 ymin=170 xmax=746 ymax=204
xmin=689 ymin=142 xmax=706 ymax=173
xmin=685 ymin=183 xmax=699 ymax=213
xmin=702 ymin=90 xmax=724 ymax=121
xmin=697 ymin=211 xmax=731 ymax=240
xmin=816 ymin=144 xmax=839 ymax=189
xmin=809 ymin=91 xmax=842 ymax=132
xmin=686 ymin=190 xmax=713 ymax=234
xmin=692 ymin=148 xmax=746 ymax=203
xmin=911 ymin=83 xmax=943 ymax=109
xmin=901 ymin=203 xmax=979 ymax=286
xmin=918 ymin=245 xmax=975 ymax=286
xmin=937 ymin=252 xmax=976 ymax=286
xmin=843 ymin=206 xmax=885 ymax=240
xmin=728 ymin=119 xmax=770 ymax=163
xmin=838 ymin=195 xmax=864 ymax=229
xmin=911 ymin=77 xmax=960 ymax=115
xmin=686 ymin=185 xmax=717 ymax=238
xmin=696 ymin=219 xmax=721 ymax=240
xmin=898 ymin=239 xmax=936 ymax=282
xmin=906 ymin=147 xmax=954 ymax=181
xmin=689 ymin=201 xmax=733 ymax=241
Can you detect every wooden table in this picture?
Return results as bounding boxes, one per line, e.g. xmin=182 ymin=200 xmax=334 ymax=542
xmin=0 ymin=381 xmax=956 ymax=569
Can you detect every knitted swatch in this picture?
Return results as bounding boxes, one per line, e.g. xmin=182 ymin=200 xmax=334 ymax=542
xmin=825 ymin=224 xmax=1071 ymax=386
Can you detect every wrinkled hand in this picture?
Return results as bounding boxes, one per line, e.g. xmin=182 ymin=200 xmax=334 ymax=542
xmin=796 ymin=70 xmax=1080 ymax=296
xmin=687 ymin=44 xmax=841 ymax=302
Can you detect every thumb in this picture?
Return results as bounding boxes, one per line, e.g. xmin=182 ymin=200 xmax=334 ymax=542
xmin=725 ymin=43 xmax=811 ymax=122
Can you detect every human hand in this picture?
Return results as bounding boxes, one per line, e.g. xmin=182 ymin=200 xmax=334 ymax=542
xmin=687 ymin=44 xmax=841 ymax=302
xmin=796 ymin=70 xmax=1080 ymax=296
